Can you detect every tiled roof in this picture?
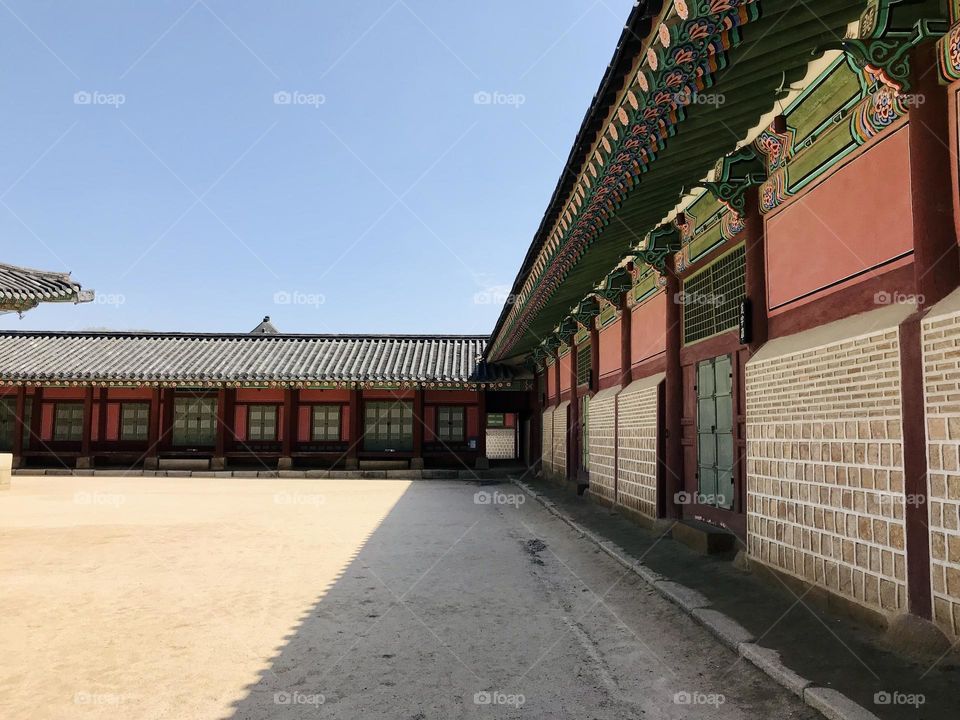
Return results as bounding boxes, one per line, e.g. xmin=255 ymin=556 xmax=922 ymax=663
xmin=0 ymin=263 xmax=93 ymax=312
xmin=0 ymin=332 xmax=512 ymax=385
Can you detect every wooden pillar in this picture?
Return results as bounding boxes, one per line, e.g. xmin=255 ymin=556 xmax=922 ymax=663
xmin=145 ymin=388 xmax=161 ymax=468
xmin=12 ymin=386 xmax=25 ymax=468
xmin=589 ymin=324 xmax=600 ymax=393
xmin=97 ymin=388 xmax=108 ymax=451
xmin=279 ymin=388 xmax=297 ymax=470
xmin=411 ymin=388 xmax=424 ymax=470
xmin=78 ymin=386 xmax=94 ymax=469
xmin=530 ymin=370 xmax=541 ymax=469
xmin=160 ymin=389 xmax=175 ymax=452
xmin=475 ymin=389 xmax=488 ymax=469
xmin=568 ymin=342 xmax=580 ymax=484
xmin=910 ymin=42 xmax=960 ymax=311
xmin=743 ymin=187 xmax=768 ymax=353
xmin=29 ymin=387 xmax=43 ymax=452
xmin=213 ymin=388 xmax=228 ymax=470
xmin=619 ymin=292 xmax=632 ymax=387
xmin=346 ymin=389 xmax=361 ymax=469
xmin=896 ymin=42 xmax=960 ymax=620
xmin=663 ymin=267 xmax=683 ymax=519
xmin=553 ymin=350 xmax=561 ymax=406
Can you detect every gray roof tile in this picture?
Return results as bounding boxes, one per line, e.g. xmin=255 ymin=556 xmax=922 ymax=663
xmin=0 ymin=332 xmax=511 ymax=385
xmin=0 ymin=263 xmax=93 ymax=311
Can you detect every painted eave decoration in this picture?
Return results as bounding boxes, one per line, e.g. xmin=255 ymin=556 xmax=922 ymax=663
xmin=487 ymin=0 xmax=868 ymax=363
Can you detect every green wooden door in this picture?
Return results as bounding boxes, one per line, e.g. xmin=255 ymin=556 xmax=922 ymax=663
xmin=696 ymin=355 xmax=734 ymax=509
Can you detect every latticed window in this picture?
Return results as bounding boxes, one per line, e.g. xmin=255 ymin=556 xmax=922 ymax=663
xmin=247 ymin=405 xmax=278 ymax=441
xmin=172 ymin=397 xmax=217 ymax=447
xmin=576 ymin=342 xmax=592 ymax=386
xmin=682 ymin=244 xmax=746 ymax=345
xmin=311 ymin=405 xmax=341 ymax=441
xmin=120 ymin=403 xmax=150 ymax=441
xmin=54 ymin=403 xmax=84 ymax=441
xmin=436 ymin=406 xmax=465 ymax=442
xmin=0 ymin=397 xmax=15 ymax=451
xmin=364 ymin=401 xmax=413 ymax=452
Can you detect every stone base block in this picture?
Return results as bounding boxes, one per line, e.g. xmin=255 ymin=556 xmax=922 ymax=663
xmin=277 ymin=457 xmax=293 ymax=471
xmin=75 ymin=456 xmax=94 ymax=470
xmin=410 ymin=457 xmax=424 ymax=470
xmin=474 ymin=455 xmax=489 ymax=470
xmin=211 ymin=457 xmax=226 ymax=471
xmin=671 ymin=519 xmax=738 ymax=555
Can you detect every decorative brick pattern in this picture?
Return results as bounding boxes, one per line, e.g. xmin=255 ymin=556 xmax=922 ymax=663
xmin=541 ymin=407 xmax=554 ymax=476
xmin=922 ymin=309 xmax=960 ymax=637
xmin=616 ymin=382 xmax=660 ymax=520
xmin=746 ymin=328 xmax=907 ymax=617
xmin=587 ymin=390 xmax=617 ymax=502
xmin=486 ymin=428 xmax=516 ymax=460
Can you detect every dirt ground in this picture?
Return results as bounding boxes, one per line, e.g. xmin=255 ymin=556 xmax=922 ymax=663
xmin=0 ymin=477 xmax=820 ymax=719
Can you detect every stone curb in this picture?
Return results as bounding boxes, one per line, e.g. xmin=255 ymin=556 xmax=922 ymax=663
xmin=511 ymin=477 xmax=880 ymax=720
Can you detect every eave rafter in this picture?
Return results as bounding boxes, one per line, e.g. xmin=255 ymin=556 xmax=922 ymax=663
xmin=489 ymin=0 xmax=763 ymax=361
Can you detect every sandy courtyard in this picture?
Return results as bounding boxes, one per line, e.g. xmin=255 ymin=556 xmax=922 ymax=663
xmin=0 ymin=476 xmax=817 ymax=719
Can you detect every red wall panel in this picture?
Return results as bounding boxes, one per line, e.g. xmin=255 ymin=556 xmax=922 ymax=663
xmin=598 ymin=319 xmax=621 ymax=382
xmin=766 ymin=126 xmax=914 ymax=314
xmin=559 ymin=353 xmax=572 ymax=393
xmin=631 ymin=293 xmax=667 ymax=367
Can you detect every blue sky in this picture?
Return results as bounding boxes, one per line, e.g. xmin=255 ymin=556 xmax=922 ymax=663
xmin=2 ymin=0 xmax=634 ymax=334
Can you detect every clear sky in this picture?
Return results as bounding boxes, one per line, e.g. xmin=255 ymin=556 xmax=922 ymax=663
xmin=2 ymin=0 xmax=635 ymax=335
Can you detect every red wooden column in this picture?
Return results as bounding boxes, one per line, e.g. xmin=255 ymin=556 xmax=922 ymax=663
xmin=619 ymin=292 xmax=632 ymax=386
xmin=567 ymin=342 xmax=580 ymax=484
xmin=743 ymin=188 xmax=768 ymax=353
xmin=589 ymin=323 xmax=600 ymax=393
xmin=29 ymin=387 xmax=44 ymax=445
xmin=213 ymin=388 xmax=228 ymax=470
xmin=529 ymin=370 xmax=541 ymax=469
xmin=346 ymin=389 xmax=361 ymax=470
xmin=411 ymin=388 xmax=424 ymax=470
xmin=910 ymin=42 xmax=960 ymax=311
xmin=160 ymin=389 xmax=175 ymax=452
xmin=145 ymin=388 xmax=161 ymax=469
xmin=12 ymin=386 xmax=26 ymax=468
xmin=663 ymin=267 xmax=683 ymax=519
xmin=97 ymin=388 xmax=108 ymax=452
xmin=475 ymin=389 xmax=488 ymax=469
xmin=279 ymin=388 xmax=297 ymax=470
xmin=896 ymin=42 xmax=960 ymax=621
xmin=78 ymin=386 xmax=94 ymax=469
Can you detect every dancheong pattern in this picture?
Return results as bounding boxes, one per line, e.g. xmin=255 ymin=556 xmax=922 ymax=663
xmin=488 ymin=0 xmax=762 ymax=360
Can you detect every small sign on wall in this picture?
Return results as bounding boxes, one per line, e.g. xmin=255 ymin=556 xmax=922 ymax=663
xmin=739 ymin=298 xmax=752 ymax=345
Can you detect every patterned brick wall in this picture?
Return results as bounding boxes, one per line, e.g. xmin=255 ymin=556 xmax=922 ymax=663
xmin=616 ymin=376 xmax=662 ymax=520
xmin=587 ymin=388 xmax=618 ymax=503
xmin=541 ymin=407 xmax=554 ymax=476
xmin=922 ymin=305 xmax=960 ymax=637
xmin=554 ymin=402 xmax=568 ymax=479
xmin=746 ymin=325 xmax=907 ymax=617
